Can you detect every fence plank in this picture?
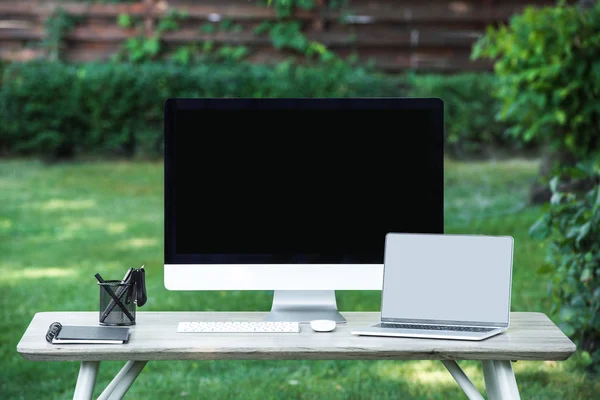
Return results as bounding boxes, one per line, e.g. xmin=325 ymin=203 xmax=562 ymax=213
xmin=0 ymin=26 xmax=481 ymax=48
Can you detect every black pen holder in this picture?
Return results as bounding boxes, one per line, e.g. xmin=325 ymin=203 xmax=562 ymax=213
xmin=98 ymin=280 xmax=136 ymax=326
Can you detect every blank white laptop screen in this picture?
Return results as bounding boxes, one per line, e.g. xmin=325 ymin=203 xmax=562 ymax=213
xmin=381 ymin=234 xmax=514 ymax=325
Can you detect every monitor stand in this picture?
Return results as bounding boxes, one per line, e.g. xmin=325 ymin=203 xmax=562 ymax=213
xmin=263 ymin=290 xmax=346 ymax=323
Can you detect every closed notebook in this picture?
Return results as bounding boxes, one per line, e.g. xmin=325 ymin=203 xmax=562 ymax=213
xmin=46 ymin=322 xmax=130 ymax=344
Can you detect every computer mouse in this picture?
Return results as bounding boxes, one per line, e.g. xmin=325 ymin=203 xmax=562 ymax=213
xmin=310 ymin=320 xmax=336 ymax=332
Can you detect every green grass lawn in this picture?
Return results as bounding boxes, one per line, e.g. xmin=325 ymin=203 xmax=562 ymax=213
xmin=1 ymin=158 xmax=598 ymax=399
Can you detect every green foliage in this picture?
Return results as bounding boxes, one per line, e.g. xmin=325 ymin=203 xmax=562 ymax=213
xmin=164 ymin=42 xmax=249 ymax=65
xmin=257 ymin=0 xmax=339 ymax=63
xmin=116 ymin=13 xmax=134 ymax=28
xmin=530 ymin=161 xmax=600 ymax=371
xmin=157 ymin=8 xmax=188 ymax=33
xmin=115 ymin=9 xmax=188 ymax=63
xmin=269 ymin=21 xmax=307 ymax=51
xmin=116 ymin=9 xmax=249 ymax=65
xmin=42 ymin=8 xmax=80 ymax=61
xmin=215 ymin=45 xmax=250 ymax=62
xmin=0 ymin=61 xmax=86 ymax=159
xmin=0 ymin=61 xmax=399 ymax=158
xmin=200 ymin=22 xmax=216 ymax=34
xmin=471 ymin=1 xmax=600 ymax=161
xmin=191 ymin=18 xmax=248 ymax=65
xmin=112 ymin=1 xmax=345 ymax=66
xmin=0 ymin=60 xmax=545 ymax=160
xmin=474 ymin=1 xmax=600 ymax=372
xmin=408 ymin=73 xmax=532 ymax=158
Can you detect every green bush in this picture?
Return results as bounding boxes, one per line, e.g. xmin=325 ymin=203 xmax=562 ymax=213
xmin=472 ymin=0 xmax=600 ymax=371
xmin=408 ymin=73 xmax=533 ymax=158
xmin=471 ymin=1 xmax=600 ymax=161
xmin=0 ymin=60 xmax=400 ymax=158
xmin=530 ymin=161 xmax=600 ymax=371
xmin=0 ymin=61 xmax=542 ymax=159
xmin=0 ymin=61 xmax=87 ymax=158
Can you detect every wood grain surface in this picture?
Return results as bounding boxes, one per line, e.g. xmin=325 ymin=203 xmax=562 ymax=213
xmin=17 ymin=312 xmax=576 ymax=362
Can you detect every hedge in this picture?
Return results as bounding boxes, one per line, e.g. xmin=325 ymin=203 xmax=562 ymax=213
xmin=0 ymin=61 xmax=530 ymax=159
xmin=0 ymin=61 xmax=401 ymax=158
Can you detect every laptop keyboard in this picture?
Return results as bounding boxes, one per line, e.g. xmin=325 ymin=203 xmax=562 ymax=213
xmin=375 ymin=323 xmax=495 ymax=333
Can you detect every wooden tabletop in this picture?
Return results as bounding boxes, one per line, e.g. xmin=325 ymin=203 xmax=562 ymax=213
xmin=17 ymin=312 xmax=576 ymax=362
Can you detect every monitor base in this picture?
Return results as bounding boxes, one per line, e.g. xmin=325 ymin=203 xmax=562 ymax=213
xmin=264 ymin=290 xmax=346 ymax=323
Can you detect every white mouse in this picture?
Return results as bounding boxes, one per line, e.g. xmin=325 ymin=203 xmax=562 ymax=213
xmin=310 ymin=319 xmax=336 ymax=332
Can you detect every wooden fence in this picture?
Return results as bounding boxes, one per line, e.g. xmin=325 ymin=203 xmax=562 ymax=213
xmin=0 ymin=0 xmax=558 ymax=72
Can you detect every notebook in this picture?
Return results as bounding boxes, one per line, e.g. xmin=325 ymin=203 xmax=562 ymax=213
xmin=45 ymin=322 xmax=130 ymax=344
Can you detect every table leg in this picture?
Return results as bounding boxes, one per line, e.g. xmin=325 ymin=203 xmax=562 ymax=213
xmin=494 ymin=360 xmax=520 ymax=399
xmin=481 ymin=360 xmax=500 ymax=400
xmin=73 ymin=361 xmax=100 ymax=400
xmin=482 ymin=360 xmax=520 ymax=400
xmin=97 ymin=360 xmax=148 ymax=400
xmin=441 ymin=360 xmax=485 ymax=400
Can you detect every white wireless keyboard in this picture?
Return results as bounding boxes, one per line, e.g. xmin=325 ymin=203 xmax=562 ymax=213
xmin=177 ymin=321 xmax=300 ymax=333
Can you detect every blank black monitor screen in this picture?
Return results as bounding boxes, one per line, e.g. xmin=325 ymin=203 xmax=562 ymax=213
xmin=164 ymin=99 xmax=443 ymax=264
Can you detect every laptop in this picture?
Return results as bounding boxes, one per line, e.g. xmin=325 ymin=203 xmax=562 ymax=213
xmin=352 ymin=233 xmax=514 ymax=341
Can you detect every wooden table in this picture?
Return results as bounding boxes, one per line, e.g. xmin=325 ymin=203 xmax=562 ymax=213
xmin=17 ymin=311 xmax=576 ymax=400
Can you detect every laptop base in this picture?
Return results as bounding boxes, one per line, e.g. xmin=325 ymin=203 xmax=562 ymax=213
xmin=351 ymin=325 xmax=506 ymax=341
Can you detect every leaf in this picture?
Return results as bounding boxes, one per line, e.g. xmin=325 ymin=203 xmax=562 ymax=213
xmin=550 ymin=192 xmax=562 ymax=205
xmin=158 ymin=19 xmax=178 ymax=33
xmin=117 ymin=14 xmax=132 ymax=29
xmin=550 ymin=176 xmax=560 ymax=193
xmin=580 ymin=267 xmax=592 ymax=282
xmin=571 ymin=295 xmax=586 ymax=307
xmin=566 ymin=225 xmax=580 ymax=239
xmin=529 ymin=215 xmax=551 ymax=240
xmin=171 ymin=47 xmax=190 ymax=65
xmin=559 ymin=306 xmax=576 ymax=322
xmin=219 ymin=19 xmax=233 ymax=31
xmin=576 ymin=221 xmax=591 ymax=244
xmin=253 ymin=22 xmax=272 ymax=35
xmin=201 ymin=23 xmax=216 ymax=34
xmin=563 ymin=166 xmax=588 ymax=179
xmin=142 ymin=37 xmax=160 ymax=56
xmin=231 ymin=46 xmax=249 ymax=61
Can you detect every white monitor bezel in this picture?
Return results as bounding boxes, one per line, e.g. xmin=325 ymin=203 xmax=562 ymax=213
xmin=164 ymin=264 xmax=383 ymax=290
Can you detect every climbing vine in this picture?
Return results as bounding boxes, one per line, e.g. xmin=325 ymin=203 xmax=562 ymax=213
xmin=43 ymin=8 xmax=81 ymax=61
xmin=46 ymin=0 xmax=352 ymax=66
xmin=256 ymin=0 xmax=348 ymax=63
xmin=114 ymin=8 xmax=188 ymax=62
xmin=115 ymin=8 xmax=251 ymax=64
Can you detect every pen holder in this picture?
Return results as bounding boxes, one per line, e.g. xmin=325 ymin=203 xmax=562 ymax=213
xmin=98 ymin=280 xmax=136 ymax=326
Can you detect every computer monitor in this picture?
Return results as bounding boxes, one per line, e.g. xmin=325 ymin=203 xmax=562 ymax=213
xmin=164 ymin=98 xmax=444 ymax=322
